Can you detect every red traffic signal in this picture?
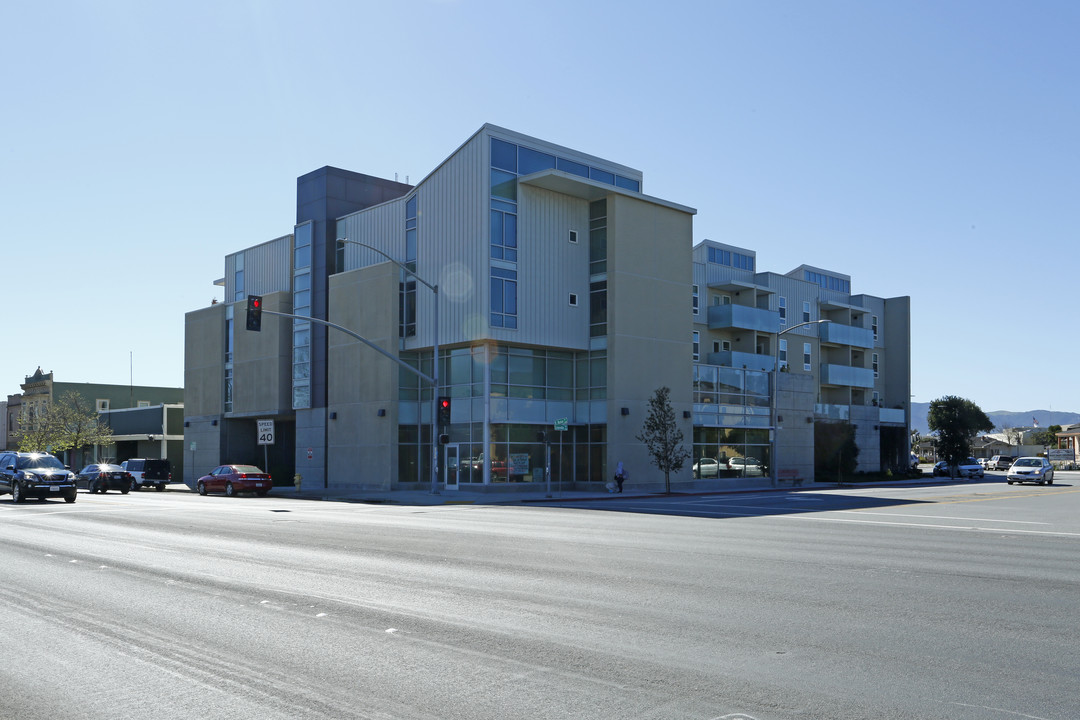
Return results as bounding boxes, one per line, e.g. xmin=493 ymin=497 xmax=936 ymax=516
xmin=437 ymin=396 xmax=451 ymax=426
xmin=246 ymin=295 xmax=263 ymax=331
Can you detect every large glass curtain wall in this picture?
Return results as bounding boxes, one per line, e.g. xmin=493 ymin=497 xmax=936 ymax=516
xmin=398 ymin=345 xmax=608 ymax=485
xmin=692 ymin=364 xmax=773 ymax=478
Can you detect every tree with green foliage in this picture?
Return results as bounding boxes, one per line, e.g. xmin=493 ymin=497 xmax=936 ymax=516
xmin=927 ymin=395 xmax=993 ymax=477
xmin=50 ymin=391 xmax=115 ymax=465
xmin=14 ymin=391 xmax=113 ymax=464
xmin=636 ymin=386 xmax=689 ymax=494
xmin=13 ymin=402 xmax=57 ymax=452
xmin=1030 ymin=424 xmax=1062 ymax=448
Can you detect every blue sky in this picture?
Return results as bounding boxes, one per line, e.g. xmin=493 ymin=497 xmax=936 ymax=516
xmin=3 ymin=0 xmax=1077 ymax=414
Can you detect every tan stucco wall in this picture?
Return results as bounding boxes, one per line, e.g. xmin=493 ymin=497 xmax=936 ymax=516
xmin=184 ymin=304 xmax=225 ymax=417
xmin=606 ymin=194 xmax=694 ymax=488
xmin=231 ymin=291 xmax=292 ymax=417
xmin=326 ymin=264 xmax=400 ymax=490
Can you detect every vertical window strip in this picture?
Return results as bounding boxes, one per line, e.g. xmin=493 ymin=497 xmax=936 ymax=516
xmin=490 ymin=138 xmax=520 ymax=329
xmin=402 ymin=195 xmax=418 ymax=338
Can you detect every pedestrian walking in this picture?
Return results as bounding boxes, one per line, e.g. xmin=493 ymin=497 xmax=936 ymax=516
xmin=614 ymin=461 xmax=627 ymax=493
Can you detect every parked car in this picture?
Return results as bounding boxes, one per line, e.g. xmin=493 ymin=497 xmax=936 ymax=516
xmin=932 ymin=458 xmax=984 ymax=478
xmin=1006 ymin=457 xmax=1054 ymax=485
xmin=0 ymin=451 xmax=78 ymax=503
xmin=988 ymin=455 xmax=1015 ymax=471
xmin=464 ymin=454 xmax=508 ymax=480
xmin=195 ymin=465 xmax=272 ymax=496
xmin=728 ymin=457 xmax=764 ymax=476
xmin=977 ymin=458 xmax=989 ymax=468
xmin=77 ymin=464 xmax=133 ymax=493
xmin=910 ymin=453 xmax=919 ymax=471
xmin=122 ymin=458 xmax=172 ymax=491
xmin=693 ymin=458 xmax=721 ymax=478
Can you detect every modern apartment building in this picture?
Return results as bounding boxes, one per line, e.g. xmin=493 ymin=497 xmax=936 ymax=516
xmin=183 ymin=124 xmax=910 ymax=493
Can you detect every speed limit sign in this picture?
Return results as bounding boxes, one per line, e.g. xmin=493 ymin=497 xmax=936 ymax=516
xmin=257 ymin=419 xmax=275 ymax=445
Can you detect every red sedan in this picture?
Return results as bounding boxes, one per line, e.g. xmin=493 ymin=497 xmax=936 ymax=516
xmin=195 ymin=465 xmax=272 ymax=497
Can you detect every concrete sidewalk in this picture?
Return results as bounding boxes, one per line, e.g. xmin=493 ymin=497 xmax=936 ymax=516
xmin=266 ymin=472 xmax=960 ymax=506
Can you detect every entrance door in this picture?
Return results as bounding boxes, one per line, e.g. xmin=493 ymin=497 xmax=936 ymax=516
xmin=444 ymin=443 xmax=460 ymax=490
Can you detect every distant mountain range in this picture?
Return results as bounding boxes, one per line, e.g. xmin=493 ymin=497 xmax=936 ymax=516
xmin=910 ymin=403 xmax=1080 ymax=436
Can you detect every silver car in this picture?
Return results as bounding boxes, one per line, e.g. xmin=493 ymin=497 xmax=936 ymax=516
xmin=693 ymin=458 xmax=720 ymax=478
xmin=1006 ymin=457 xmax=1054 ymax=485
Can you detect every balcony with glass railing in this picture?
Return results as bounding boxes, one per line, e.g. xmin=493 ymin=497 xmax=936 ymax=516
xmin=705 ymin=350 xmax=776 ymax=372
xmin=820 ymin=363 xmax=875 ymax=388
xmin=707 ymin=304 xmax=780 ymax=333
xmin=818 ymin=322 xmax=874 ymax=348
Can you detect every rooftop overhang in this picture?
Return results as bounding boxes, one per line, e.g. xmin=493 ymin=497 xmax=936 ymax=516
xmin=820 ymin=299 xmax=865 ymax=312
xmin=708 ymin=279 xmax=775 ymax=295
xmin=518 ymin=169 xmax=696 ymax=215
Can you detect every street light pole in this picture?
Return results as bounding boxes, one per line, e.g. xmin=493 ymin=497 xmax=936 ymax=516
xmin=772 ymin=319 xmax=830 ymax=486
xmin=337 ymin=239 xmax=440 ymax=494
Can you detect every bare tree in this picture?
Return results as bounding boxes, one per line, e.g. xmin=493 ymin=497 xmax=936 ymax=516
xmin=636 ymin=386 xmax=689 ymax=494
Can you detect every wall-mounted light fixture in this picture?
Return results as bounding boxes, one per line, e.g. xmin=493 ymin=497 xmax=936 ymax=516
xmin=184 ymin=421 xmax=190 ymax=427
xmin=777 ymin=415 xmax=783 ymax=423
xmin=377 ymin=409 xmax=386 ymax=417
xmin=329 ymin=412 xmax=337 ymax=420
xmin=683 ymin=411 xmax=691 ymax=419
xmin=211 ymin=419 xmax=218 ymax=426
xmin=621 ymin=407 xmax=630 ymax=416
xmin=806 ymin=417 xmax=813 ymax=423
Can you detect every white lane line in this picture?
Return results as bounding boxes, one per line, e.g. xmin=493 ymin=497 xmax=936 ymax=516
xmin=617 ymin=505 xmax=1080 ymax=537
xmin=840 ymin=511 xmax=1049 ymax=525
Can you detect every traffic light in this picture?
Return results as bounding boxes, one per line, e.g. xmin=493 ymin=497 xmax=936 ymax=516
xmin=437 ymin=396 xmax=451 ymax=426
xmin=246 ymin=295 xmax=263 ymax=332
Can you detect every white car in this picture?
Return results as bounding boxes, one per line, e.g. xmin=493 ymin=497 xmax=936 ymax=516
xmin=728 ymin=457 xmax=764 ymax=476
xmin=932 ymin=458 xmax=984 ymax=478
xmin=1006 ymin=457 xmax=1054 ymax=485
xmin=693 ymin=458 xmax=721 ymax=478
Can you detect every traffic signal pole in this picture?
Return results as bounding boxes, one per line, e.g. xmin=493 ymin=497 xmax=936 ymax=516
xmin=250 ymin=237 xmax=443 ymax=496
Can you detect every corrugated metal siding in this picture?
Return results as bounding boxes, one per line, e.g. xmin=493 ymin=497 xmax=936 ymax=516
xmin=338 ymin=202 xmax=404 ymax=269
xmin=514 ymin=185 xmax=591 ymax=350
xmin=335 ymin=133 xmax=487 ymax=351
xmin=412 ymin=132 xmax=487 ymax=349
xmin=224 ymin=235 xmax=293 ymax=300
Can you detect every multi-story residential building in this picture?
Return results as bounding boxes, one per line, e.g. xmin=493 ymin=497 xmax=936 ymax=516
xmin=691 ymin=242 xmax=911 ymax=479
xmin=183 ymin=124 xmax=910 ymax=493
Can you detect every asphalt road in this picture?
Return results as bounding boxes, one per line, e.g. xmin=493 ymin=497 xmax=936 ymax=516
xmin=1 ymin=475 xmax=1078 ymax=720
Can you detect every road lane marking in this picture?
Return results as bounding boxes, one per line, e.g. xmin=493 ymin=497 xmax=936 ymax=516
xmin=840 ymin=511 xmax=1049 ymax=524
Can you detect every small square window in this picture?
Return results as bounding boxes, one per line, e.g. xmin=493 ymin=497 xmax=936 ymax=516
xmin=568 ymin=230 xmax=578 ymax=244
xmin=569 ymin=293 xmax=578 ymax=306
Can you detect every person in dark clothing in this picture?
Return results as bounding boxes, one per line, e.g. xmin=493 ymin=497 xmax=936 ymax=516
xmin=614 ymin=461 xmax=627 ymax=493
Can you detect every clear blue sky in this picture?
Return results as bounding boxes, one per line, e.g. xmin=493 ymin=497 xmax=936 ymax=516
xmin=3 ymin=0 xmax=1077 ymax=413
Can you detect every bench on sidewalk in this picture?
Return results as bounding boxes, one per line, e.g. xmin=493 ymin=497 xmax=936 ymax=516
xmin=778 ymin=469 xmax=803 ymax=486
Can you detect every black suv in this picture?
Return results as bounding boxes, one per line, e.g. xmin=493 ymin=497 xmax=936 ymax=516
xmin=121 ymin=458 xmax=172 ymax=491
xmin=0 ymin=451 xmax=78 ymax=503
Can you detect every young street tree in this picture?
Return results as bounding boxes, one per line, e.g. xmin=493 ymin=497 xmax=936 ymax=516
xmin=927 ymin=395 xmax=993 ymax=477
xmin=15 ymin=391 xmax=114 ymax=464
xmin=636 ymin=386 xmax=689 ymax=494
xmin=13 ymin=403 xmax=58 ymax=452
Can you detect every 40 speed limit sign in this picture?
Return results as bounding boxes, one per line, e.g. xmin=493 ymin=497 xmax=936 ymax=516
xmin=257 ymin=419 xmax=275 ymax=445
